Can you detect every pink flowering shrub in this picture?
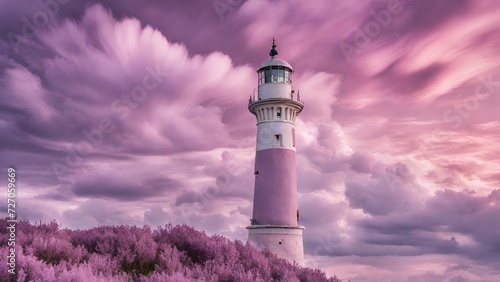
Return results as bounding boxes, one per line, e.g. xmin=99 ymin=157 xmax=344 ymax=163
xmin=0 ymin=218 xmax=341 ymax=282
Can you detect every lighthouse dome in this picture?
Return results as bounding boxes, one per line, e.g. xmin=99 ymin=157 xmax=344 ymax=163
xmin=258 ymin=58 xmax=293 ymax=72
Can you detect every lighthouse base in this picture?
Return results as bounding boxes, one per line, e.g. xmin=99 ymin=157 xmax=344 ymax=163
xmin=246 ymin=225 xmax=304 ymax=265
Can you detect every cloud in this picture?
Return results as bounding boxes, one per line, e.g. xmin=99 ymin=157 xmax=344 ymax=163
xmin=62 ymin=199 xmax=141 ymax=229
xmin=71 ymin=174 xmax=172 ymax=201
xmin=354 ymin=189 xmax=500 ymax=260
xmin=143 ymin=206 xmax=169 ymax=228
xmin=174 ymin=190 xmax=197 ymax=206
xmin=345 ymin=163 xmax=426 ymax=216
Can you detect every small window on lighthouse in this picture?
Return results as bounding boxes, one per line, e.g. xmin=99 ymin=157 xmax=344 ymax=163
xmin=276 ymin=67 xmax=292 ymax=84
xmin=264 ymin=69 xmax=272 ymax=83
xmin=271 ymin=69 xmax=280 ymax=82
xmin=277 ymin=107 xmax=282 ymax=118
xmin=274 ymin=134 xmax=282 ymax=147
xmin=284 ymin=69 xmax=290 ymax=84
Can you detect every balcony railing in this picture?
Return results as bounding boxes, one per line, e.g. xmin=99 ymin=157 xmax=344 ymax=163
xmin=249 ymin=87 xmax=302 ymax=104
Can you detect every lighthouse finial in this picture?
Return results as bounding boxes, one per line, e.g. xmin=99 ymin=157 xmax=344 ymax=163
xmin=269 ymin=37 xmax=278 ymax=58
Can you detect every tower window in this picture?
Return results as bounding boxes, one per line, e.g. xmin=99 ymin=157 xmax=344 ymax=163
xmin=272 ymin=69 xmax=279 ymax=82
xmin=265 ymin=69 xmax=272 ymax=83
xmin=292 ymin=128 xmax=296 ymax=147
xmin=274 ymin=134 xmax=282 ymax=147
xmin=277 ymin=107 xmax=282 ymax=118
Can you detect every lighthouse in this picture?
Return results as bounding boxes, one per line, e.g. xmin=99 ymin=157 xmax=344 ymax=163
xmin=246 ymin=39 xmax=305 ymax=265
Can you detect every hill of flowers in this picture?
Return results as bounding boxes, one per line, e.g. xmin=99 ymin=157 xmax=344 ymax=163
xmin=0 ymin=219 xmax=341 ymax=282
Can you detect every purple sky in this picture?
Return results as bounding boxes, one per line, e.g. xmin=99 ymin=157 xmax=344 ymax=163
xmin=1 ymin=0 xmax=500 ymax=281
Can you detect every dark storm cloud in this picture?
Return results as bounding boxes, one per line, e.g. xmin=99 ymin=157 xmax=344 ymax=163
xmin=356 ymin=189 xmax=500 ymax=260
xmin=174 ymin=190 xmax=197 ymax=206
xmin=72 ymin=173 xmax=180 ymax=201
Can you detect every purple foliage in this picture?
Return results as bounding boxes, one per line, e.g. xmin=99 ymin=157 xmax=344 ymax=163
xmin=0 ymin=218 xmax=341 ymax=281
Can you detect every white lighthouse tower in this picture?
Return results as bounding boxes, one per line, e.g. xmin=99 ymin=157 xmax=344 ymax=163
xmin=246 ymin=39 xmax=305 ymax=265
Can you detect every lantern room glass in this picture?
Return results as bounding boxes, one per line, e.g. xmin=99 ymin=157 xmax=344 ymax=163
xmin=258 ymin=66 xmax=292 ymax=85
